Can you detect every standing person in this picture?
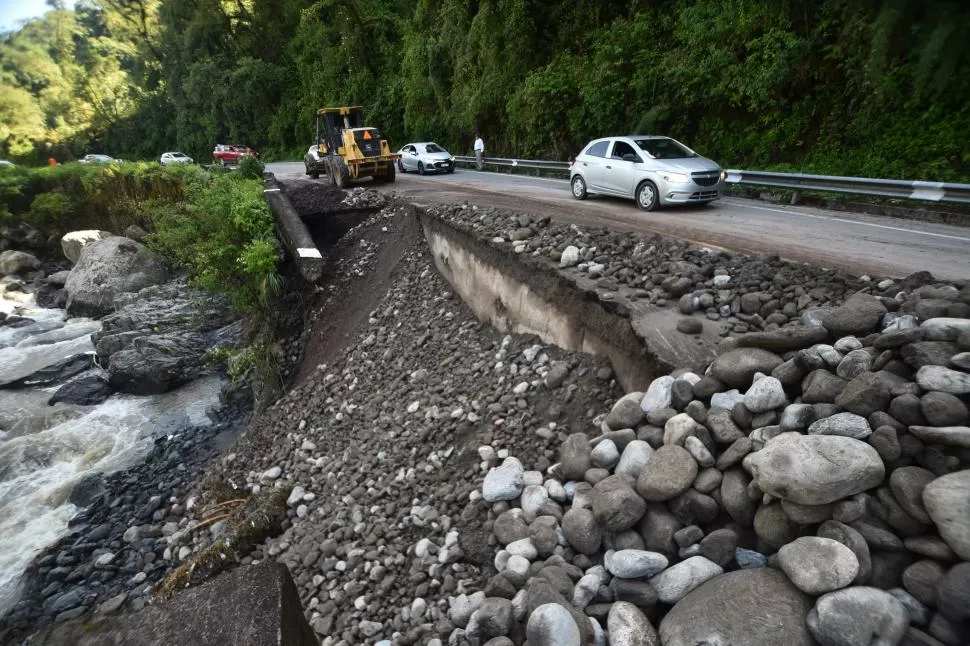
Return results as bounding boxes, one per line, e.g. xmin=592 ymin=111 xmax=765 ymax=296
xmin=474 ymin=134 xmax=485 ymax=170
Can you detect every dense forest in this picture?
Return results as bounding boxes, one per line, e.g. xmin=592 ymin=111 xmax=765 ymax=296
xmin=1 ymin=0 xmax=968 ymax=180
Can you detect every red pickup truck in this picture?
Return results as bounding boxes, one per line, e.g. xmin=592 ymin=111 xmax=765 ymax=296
xmin=212 ymin=144 xmax=259 ymax=166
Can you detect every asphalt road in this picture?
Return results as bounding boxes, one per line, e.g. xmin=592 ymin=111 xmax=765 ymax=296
xmin=267 ymin=162 xmax=970 ymax=281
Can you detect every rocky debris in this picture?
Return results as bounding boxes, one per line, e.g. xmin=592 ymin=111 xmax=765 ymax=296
xmin=64 ymin=236 xmax=170 ymax=318
xmin=9 ymin=194 xmax=970 ymax=645
xmin=341 ymin=187 xmax=391 ymax=210
xmin=458 ymin=243 xmax=970 ymax=644
xmin=94 ymin=281 xmax=241 ymax=395
xmin=276 ymin=178 xmax=350 ymax=214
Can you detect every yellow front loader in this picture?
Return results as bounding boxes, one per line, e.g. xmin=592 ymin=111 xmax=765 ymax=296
xmin=315 ymin=106 xmax=399 ymax=187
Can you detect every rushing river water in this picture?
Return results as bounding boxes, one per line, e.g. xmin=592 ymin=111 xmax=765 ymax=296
xmin=0 ymin=292 xmax=225 ymax=616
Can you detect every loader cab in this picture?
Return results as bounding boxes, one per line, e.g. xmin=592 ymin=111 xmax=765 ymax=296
xmin=316 ymin=106 xmax=365 ymax=154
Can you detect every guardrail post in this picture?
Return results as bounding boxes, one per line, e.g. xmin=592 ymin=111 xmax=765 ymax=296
xmin=790 ymin=190 xmax=801 ymax=205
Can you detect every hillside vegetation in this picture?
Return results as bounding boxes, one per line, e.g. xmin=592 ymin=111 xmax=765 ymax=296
xmin=1 ymin=0 xmax=968 ymax=180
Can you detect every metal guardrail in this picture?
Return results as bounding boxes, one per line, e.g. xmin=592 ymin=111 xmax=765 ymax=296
xmin=453 ymin=155 xmax=970 ymax=204
xmin=724 ymin=170 xmax=970 ymax=204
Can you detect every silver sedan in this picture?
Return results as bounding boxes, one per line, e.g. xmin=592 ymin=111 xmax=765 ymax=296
xmin=397 ymin=142 xmax=455 ymax=175
xmin=570 ymin=136 xmax=725 ymax=211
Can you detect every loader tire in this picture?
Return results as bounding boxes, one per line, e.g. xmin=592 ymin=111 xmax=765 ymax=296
xmin=382 ymin=162 xmax=396 ymax=183
xmin=331 ymin=158 xmax=350 ymax=189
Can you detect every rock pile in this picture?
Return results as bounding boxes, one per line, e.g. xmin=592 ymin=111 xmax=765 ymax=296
xmin=176 ymin=202 xmax=623 ymax=645
xmin=468 ymin=284 xmax=970 ymax=645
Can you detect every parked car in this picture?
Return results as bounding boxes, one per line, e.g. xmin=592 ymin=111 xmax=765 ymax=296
xmin=396 ymin=142 xmax=455 ymax=175
xmin=212 ymin=144 xmax=258 ymax=167
xmin=0 ymin=160 xmax=13 ymax=168
xmin=304 ymin=145 xmax=327 ymax=179
xmin=159 ymin=152 xmax=194 ymax=165
xmin=569 ymin=136 xmax=724 ymax=211
xmin=79 ymin=154 xmax=119 ymax=164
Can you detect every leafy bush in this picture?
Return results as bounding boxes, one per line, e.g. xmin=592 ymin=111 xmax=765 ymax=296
xmin=0 ymin=167 xmax=28 ymax=220
xmin=236 ymin=155 xmax=265 ymax=179
xmin=27 ymin=191 xmax=73 ymax=231
xmin=146 ymin=173 xmax=280 ymax=316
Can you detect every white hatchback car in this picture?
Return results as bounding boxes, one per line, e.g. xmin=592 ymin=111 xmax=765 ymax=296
xmin=396 ymin=142 xmax=455 ymax=174
xmin=569 ymin=136 xmax=724 ymax=211
xmin=159 ymin=152 xmax=194 ymax=165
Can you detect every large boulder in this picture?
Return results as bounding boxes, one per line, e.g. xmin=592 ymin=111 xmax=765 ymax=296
xmin=61 ymin=230 xmax=114 ymax=264
xmin=65 ymin=237 xmax=169 ymax=318
xmin=822 ymin=293 xmax=887 ymax=337
xmin=0 ymin=250 xmax=41 ymax=275
xmin=107 ymin=334 xmax=206 ymax=394
xmin=659 ymin=568 xmax=815 ymax=646
xmin=743 ymin=432 xmax=885 ymax=505
xmin=48 ymin=373 xmax=113 ymax=406
xmin=93 ymin=282 xmax=240 ymax=395
xmin=1 ymin=222 xmax=44 ymax=250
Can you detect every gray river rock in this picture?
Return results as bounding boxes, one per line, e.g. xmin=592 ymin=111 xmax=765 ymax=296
xmin=64 ymin=236 xmax=170 ymax=318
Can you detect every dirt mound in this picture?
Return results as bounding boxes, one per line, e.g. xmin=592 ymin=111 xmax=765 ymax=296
xmin=276 ymin=177 xmax=347 ymax=214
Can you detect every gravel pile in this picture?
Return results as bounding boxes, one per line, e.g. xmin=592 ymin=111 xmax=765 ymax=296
xmin=468 ymin=284 xmax=970 ymax=645
xmin=276 ymin=180 xmax=392 ymax=213
xmin=429 ymin=204 xmax=886 ymax=336
xmin=183 ymin=202 xmax=622 ymax=645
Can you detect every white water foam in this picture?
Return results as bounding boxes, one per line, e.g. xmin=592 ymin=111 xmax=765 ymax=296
xmin=0 ymin=293 xmax=226 ymax=615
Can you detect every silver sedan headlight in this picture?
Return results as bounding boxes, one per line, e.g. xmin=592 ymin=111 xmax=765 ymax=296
xmin=661 ymin=172 xmax=690 ymax=183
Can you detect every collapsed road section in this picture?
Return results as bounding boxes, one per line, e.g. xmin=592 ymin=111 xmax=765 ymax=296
xmin=16 ymin=181 xmax=970 ymax=646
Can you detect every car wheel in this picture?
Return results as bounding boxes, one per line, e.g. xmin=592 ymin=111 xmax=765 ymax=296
xmin=418 ymin=162 xmax=425 ymax=176
xmin=311 ymin=172 xmax=320 ymax=179
xmin=636 ymin=180 xmax=659 ymax=211
xmin=397 ymin=159 xmax=405 ymax=173
xmin=571 ymin=176 xmax=588 ymax=200
xmin=447 ymin=168 xmax=455 ymax=174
